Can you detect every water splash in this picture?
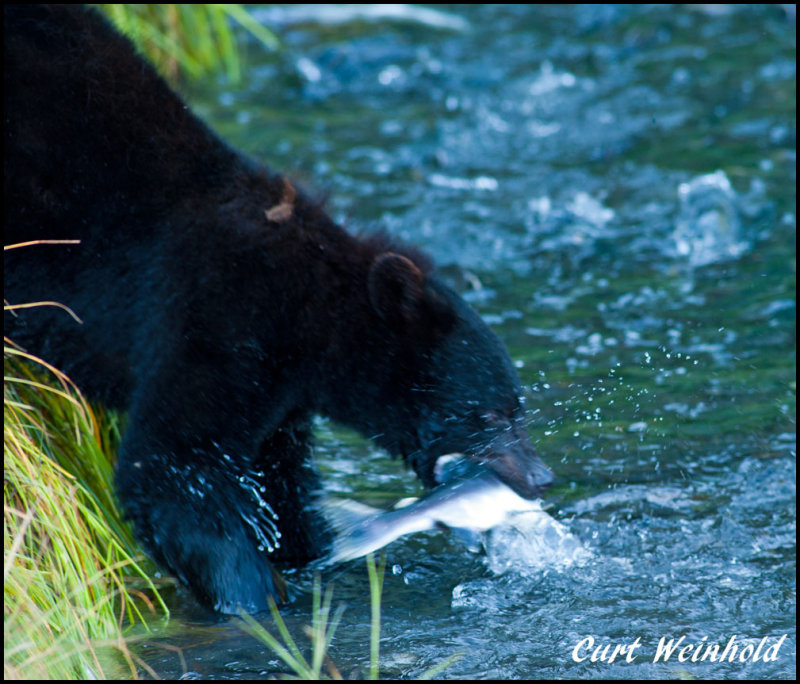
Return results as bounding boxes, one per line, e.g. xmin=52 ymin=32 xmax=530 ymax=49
xmin=483 ymin=510 xmax=592 ymax=576
xmin=673 ymin=170 xmax=749 ymax=266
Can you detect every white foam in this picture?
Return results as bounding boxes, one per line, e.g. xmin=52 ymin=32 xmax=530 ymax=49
xmin=483 ymin=510 xmax=592 ymax=576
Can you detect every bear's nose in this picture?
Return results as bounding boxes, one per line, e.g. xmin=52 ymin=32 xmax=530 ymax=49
xmin=467 ymin=426 xmax=554 ymax=500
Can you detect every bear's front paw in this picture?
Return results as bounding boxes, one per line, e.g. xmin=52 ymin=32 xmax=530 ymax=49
xmin=116 ymin=455 xmax=288 ymax=613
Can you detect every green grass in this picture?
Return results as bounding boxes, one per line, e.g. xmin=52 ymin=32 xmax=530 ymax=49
xmin=4 ymin=341 xmax=168 ymax=679
xmin=236 ymin=556 xmax=384 ymax=680
xmin=238 ymin=576 xmax=348 ymax=680
xmin=95 ymin=4 xmax=279 ymax=84
xmin=237 ymin=554 xmax=461 ymax=680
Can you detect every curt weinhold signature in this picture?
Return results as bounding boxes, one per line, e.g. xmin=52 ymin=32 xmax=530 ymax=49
xmin=571 ymin=634 xmax=789 ymax=665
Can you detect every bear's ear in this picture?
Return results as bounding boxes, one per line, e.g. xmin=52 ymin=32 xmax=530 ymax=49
xmin=368 ymin=252 xmax=426 ymax=330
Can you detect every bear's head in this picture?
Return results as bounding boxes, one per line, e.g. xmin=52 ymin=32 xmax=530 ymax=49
xmin=361 ymin=251 xmax=554 ymax=499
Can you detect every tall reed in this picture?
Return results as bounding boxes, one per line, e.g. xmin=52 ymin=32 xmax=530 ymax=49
xmin=4 ymin=341 xmax=167 ymax=679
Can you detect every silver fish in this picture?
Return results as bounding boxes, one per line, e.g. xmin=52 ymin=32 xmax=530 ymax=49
xmin=322 ymin=455 xmax=547 ymax=564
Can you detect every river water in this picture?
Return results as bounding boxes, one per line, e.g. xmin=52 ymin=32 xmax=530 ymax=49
xmin=137 ymin=5 xmax=795 ymax=679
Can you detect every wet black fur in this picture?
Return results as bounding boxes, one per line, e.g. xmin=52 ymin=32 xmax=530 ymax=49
xmin=4 ymin=5 xmax=552 ymax=613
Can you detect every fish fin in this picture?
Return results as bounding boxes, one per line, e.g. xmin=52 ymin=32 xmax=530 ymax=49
xmin=320 ymin=498 xmax=383 ymax=535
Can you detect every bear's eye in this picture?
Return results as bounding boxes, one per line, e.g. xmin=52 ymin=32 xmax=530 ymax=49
xmin=483 ymin=410 xmax=510 ymax=429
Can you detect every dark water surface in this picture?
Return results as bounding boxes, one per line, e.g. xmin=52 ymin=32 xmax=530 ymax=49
xmin=138 ymin=5 xmax=795 ymax=679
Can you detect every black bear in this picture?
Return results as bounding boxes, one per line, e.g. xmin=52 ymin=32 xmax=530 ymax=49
xmin=4 ymin=4 xmax=553 ymax=613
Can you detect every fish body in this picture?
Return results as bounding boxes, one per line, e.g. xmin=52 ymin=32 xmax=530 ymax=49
xmin=323 ymin=457 xmax=546 ymax=563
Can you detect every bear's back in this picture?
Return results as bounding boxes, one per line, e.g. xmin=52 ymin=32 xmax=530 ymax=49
xmin=4 ymin=4 xmax=242 ymax=248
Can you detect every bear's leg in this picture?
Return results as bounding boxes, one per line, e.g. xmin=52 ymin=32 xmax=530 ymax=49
xmin=114 ymin=374 xmax=300 ymax=615
xmin=253 ymin=413 xmax=334 ymax=565
xmin=115 ymin=403 xmax=332 ymax=612
xmin=115 ymin=435 xmax=287 ymax=613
